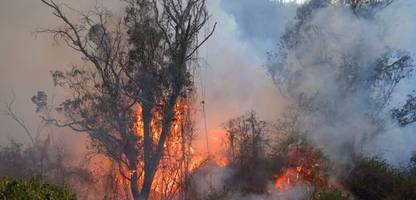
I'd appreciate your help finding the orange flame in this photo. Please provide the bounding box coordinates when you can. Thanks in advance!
[131,100,205,199]
[275,168,300,189]
[274,145,327,191]
[97,100,230,199]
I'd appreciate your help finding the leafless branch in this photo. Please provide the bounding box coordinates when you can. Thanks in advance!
[1,93,35,144]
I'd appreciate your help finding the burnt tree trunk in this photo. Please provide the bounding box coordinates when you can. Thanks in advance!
[139,93,178,200]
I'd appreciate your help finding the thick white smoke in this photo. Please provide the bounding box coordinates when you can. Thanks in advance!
[195,0,298,148]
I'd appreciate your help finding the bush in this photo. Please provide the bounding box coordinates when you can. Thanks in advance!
[386,169,416,200]
[0,177,76,200]
[345,157,416,200]
[345,157,396,200]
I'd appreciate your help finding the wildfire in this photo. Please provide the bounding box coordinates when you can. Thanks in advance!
[132,101,198,198]
[99,99,229,199]
[275,168,302,189]
[214,157,228,168]
[274,144,327,190]
[207,129,229,168]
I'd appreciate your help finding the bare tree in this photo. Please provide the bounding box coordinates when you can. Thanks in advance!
[38,0,215,199]
[1,92,45,145]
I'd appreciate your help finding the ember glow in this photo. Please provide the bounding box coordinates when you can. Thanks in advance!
[275,168,302,190]
[275,145,327,190]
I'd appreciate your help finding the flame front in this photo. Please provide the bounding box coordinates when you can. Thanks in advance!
[131,101,205,199]
[274,144,327,191]
[96,100,230,199]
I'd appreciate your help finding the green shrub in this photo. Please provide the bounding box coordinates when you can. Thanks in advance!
[345,157,416,200]
[386,169,416,200]
[0,177,76,200]
[345,157,396,200]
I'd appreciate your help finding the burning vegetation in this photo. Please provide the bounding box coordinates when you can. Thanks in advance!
[274,144,327,190]
[129,100,203,199]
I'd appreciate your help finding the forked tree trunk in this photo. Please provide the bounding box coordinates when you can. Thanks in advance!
[136,94,178,200]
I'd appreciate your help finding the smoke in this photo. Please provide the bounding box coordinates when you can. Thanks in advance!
[0,0,293,160]
[0,0,121,146]
[194,0,416,198]
[2,0,416,199]
[265,0,416,166]
[191,165,311,200]
[194,0,296,151]
[228,184,310,200]
[220,0,297,54]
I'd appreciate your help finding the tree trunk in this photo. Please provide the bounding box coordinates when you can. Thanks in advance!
[126,142,140,200]
[138,105,153,200]
[139,94,178,200]
[131,170,140,200]
[139,166,156,200]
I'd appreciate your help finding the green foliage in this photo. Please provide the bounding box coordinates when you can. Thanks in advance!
[345,157,396,200]
[345,157,416,200]
[386,168,416,200]
[0,177,76,200]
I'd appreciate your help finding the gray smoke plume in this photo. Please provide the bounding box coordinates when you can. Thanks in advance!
[195,0,296,144]
[266,0,416,167]
[195,0,416,198]
[202,0,416,169]
[2,0,416,199]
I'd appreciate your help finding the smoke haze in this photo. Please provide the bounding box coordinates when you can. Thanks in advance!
[270,0,416,166]
[2,0,416,199]
[0,0,292,151]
